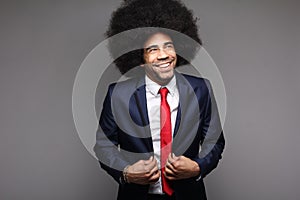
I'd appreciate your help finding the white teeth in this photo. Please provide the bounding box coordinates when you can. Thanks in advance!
[160,63,169,67]
[155,63,170,67]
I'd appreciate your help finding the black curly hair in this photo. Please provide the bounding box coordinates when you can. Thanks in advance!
[106,0,202,74]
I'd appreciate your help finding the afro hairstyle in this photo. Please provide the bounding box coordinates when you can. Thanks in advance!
[106,0,202,74]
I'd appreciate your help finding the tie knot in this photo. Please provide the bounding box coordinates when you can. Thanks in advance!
[159,87,169,98]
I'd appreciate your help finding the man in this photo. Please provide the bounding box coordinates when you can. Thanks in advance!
[94,0,225,199]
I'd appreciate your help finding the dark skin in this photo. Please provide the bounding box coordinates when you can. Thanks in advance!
[126,154,200,185]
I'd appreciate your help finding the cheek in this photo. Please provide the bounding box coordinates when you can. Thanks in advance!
[170,52,177,58]
[146,55,156,63]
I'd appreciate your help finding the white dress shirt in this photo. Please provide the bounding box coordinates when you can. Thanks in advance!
[145,75,179,194]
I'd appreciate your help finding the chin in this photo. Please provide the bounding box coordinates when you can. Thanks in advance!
[159,74,174,83]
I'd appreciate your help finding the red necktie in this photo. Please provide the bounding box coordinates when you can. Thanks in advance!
[159,87,174,196]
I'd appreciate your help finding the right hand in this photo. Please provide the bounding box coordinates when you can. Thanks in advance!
[126,156,160,185]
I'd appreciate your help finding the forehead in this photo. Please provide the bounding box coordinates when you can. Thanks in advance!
[143,32,173,48]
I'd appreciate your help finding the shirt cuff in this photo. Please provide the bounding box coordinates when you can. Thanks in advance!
[195,174,202,181]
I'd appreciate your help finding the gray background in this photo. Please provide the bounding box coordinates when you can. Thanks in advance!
[1,0,299,199]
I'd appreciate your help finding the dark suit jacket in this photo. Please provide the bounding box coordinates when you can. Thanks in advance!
[94,72,225,200]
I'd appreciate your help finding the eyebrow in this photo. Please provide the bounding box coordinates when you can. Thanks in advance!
[145,41,174,51]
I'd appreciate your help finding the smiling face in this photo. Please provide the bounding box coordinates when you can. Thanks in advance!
[143,32,177,85]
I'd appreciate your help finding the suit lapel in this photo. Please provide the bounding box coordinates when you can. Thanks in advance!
[132,77,153,152]
[133,82,150,128]
[174,72,191,137]
[173,72,201,155]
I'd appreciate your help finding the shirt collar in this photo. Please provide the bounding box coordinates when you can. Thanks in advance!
[145,75,177,97]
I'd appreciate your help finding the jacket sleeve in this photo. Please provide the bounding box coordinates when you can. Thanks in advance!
[192,80,225,179]
[93,83,129,184]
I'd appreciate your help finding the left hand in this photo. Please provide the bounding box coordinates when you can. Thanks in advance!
[164,153,200,180]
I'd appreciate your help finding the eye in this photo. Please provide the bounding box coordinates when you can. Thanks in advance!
[147,47,158,54]
[165,44,175,50]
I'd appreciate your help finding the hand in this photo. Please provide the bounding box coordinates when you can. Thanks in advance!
[126,156,160,185]
[164,153,200,180]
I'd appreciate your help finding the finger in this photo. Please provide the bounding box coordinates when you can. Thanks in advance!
[152,157,158,165]
[144,158,158,173]
[148,163,159,176]
[147,158,157,168]
[167,153,175,165]
[144,156,154,165]
[171,153,179,160]
[165,161,177,176]
[144,156,155,167]
[149,170,160,183]
[143,165,159,184]
[164,167,177,180]
[168,153,179,162]
[169,154,182,169]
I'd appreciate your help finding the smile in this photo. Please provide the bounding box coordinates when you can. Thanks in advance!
[153,60,174,68]
[156,63,170,68]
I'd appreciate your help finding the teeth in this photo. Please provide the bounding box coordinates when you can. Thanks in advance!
[154,63,170,67]
[160,63,169,67]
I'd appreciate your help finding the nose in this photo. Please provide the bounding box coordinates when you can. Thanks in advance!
[157,49,169,60]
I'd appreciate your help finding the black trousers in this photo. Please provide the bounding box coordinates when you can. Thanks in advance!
[147,193,176,200]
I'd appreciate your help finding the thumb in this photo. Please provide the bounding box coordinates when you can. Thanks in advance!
[172,153,179,160]
[144,156,154,164]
